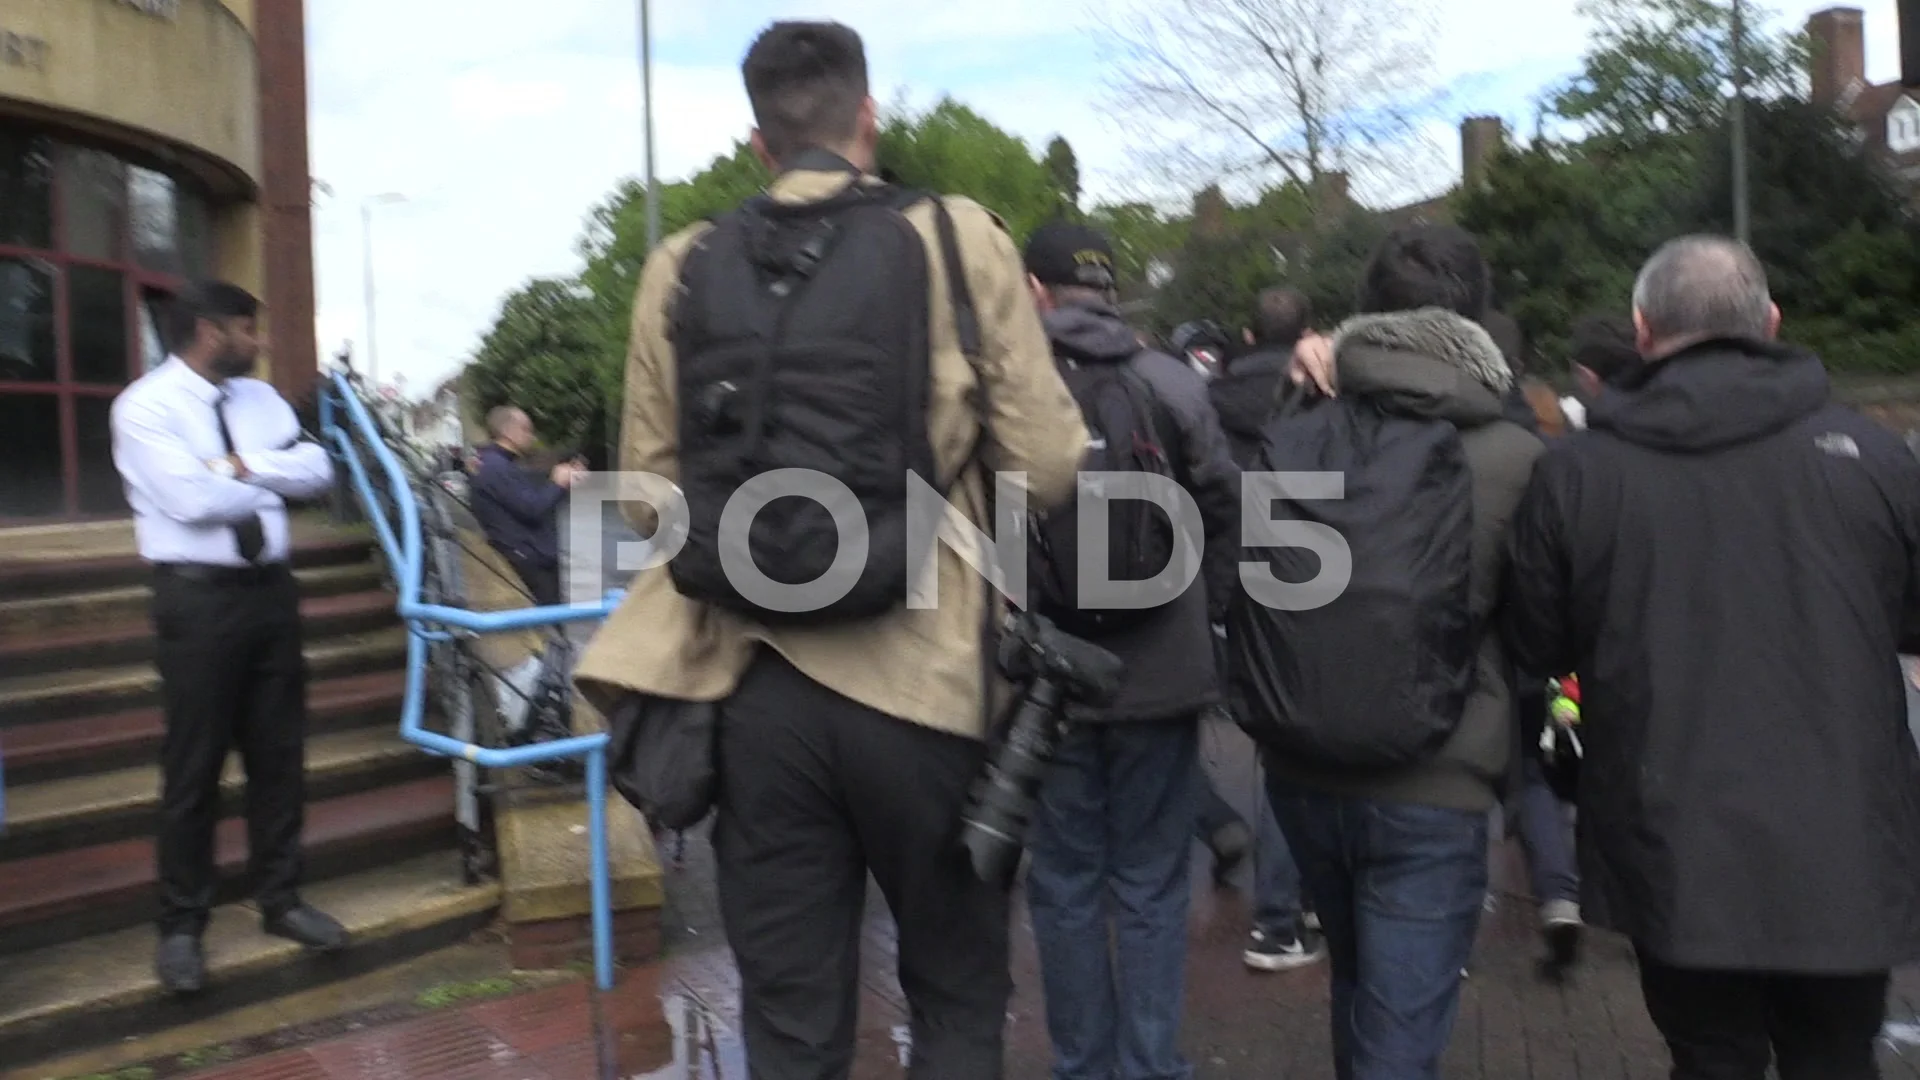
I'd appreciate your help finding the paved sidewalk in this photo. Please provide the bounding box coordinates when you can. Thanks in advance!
[174,882,1920,1079]
[176,712,1920,1078]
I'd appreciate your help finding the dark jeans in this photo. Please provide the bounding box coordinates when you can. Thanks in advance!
[1267,782,1488,1080]
[713,650,1010,1080]
[1194,759,1243,840]
[153,567,307,936]
[1251,766,1306,931]
[1512,755,1578,905]
[1637,954,1888,1080]
[1028,720,1199,1080]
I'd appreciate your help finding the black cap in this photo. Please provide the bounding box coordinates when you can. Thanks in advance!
[1024,222,1117,290]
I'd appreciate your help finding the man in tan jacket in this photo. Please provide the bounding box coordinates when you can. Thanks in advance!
[573,20,1087,1080]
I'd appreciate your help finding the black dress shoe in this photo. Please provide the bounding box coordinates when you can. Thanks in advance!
[156,934,205,995]
[263,904,348,952]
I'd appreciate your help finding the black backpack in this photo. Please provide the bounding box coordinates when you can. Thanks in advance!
[1227,387,1477,771]
[1029,355,1185,638]
[667,173,978,624]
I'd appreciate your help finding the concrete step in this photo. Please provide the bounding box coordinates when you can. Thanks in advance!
[0,525,375,602]
[0,627,409,728]
[0,851,499,1071]
[0,590,398,680]
[0,562,386,645]
[0,671,406,786]
[0,724,442,862]
[0,776,458,956]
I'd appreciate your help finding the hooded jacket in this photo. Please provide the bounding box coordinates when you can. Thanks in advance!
[1263,308,1545,812]
[1504,338,1920,972]
[1042,300,1242,721]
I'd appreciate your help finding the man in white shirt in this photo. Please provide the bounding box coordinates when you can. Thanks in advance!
[111,282,343,995]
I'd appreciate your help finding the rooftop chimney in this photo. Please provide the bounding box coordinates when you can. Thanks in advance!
[1808,8,1868,107]
[1460,117,1505,188]
[1314,171,1350,218]
[1192,185,1231,239]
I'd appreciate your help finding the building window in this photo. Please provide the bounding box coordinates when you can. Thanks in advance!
[1890,99,1920,156]
[0,120,215,518]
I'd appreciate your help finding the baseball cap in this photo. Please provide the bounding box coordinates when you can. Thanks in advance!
[1024,222,1117,290]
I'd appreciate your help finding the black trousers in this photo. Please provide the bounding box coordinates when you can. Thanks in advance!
[1637,952,1889,1080]
[507,554,561,608]
[713,649,1011,1080]
[153,567,308,936]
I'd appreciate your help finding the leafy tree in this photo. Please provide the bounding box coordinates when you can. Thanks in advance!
[1550,0,1806,144]
[1045,136,1082,215]
[464,279,621,465]
[1692,98,1920,325]
[473,97,1072,440]
[1281,207,1391,331]
[1084,201,1190,299]
[577,141,770,328]
[1458,139,1694,365]
[877,99,1062,241]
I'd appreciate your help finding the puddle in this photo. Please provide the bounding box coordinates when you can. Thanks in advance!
[614,989,747,1079]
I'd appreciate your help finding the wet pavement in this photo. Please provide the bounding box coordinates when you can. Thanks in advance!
[180,716,1920,1080]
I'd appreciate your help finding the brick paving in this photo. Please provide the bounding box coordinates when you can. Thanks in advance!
[177,878,1920,1079]
[180,713,1920,1078]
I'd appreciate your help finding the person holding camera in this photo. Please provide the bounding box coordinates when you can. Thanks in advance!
[571,21,1088,1080]
[470,405,586,607]
[1019,222,1241,1080]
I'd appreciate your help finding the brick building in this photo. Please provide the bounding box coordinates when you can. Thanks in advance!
[1808,4,1920,192]
[0,0,314,520]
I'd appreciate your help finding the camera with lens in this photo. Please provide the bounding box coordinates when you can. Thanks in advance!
[957,612,1125,886]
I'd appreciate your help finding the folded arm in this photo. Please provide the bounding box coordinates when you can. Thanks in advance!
[113,398,281,526]
[237,434,334,501]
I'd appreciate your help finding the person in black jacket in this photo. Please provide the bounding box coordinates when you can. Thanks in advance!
[1505,235,1920,1080]
[1202,286,1327,972]
[1021,222,1241,1080]
[470,406,583,606]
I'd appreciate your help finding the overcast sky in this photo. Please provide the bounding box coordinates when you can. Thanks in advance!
[304,0,1908,396]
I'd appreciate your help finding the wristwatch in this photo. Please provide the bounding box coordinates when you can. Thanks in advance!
[207,457,238,480]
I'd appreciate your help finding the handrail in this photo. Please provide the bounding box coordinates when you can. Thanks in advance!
[318,370,620,991]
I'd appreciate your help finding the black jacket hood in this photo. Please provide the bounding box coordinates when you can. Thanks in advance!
[1042,301,1141,365]
[1589,338,1831,453]
[1330,308,1513,428]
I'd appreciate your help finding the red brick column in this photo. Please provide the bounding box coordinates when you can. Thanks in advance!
[256,0,319,402]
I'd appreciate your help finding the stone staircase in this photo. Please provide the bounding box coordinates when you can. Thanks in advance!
[0,520,499,1071]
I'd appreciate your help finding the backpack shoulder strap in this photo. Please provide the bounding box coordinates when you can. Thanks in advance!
[882,190,981,363]
[929,198,983,362]
[1122,354,1189,479]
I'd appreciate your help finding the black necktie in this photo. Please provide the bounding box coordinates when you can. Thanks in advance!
[214,393,266,563]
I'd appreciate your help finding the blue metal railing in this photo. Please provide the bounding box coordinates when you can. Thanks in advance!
[318,371,621,991]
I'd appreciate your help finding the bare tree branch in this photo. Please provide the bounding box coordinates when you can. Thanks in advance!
[1099,0,1446,199]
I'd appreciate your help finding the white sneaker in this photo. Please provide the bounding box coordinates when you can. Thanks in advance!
[1243,927,1327,972]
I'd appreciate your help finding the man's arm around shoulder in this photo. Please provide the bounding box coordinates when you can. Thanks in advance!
[941,196,1087,512]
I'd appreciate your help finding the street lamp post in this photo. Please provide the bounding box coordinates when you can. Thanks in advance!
[1730,0,1751,244]
[638,0,660,251]
[361,192,407,388]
